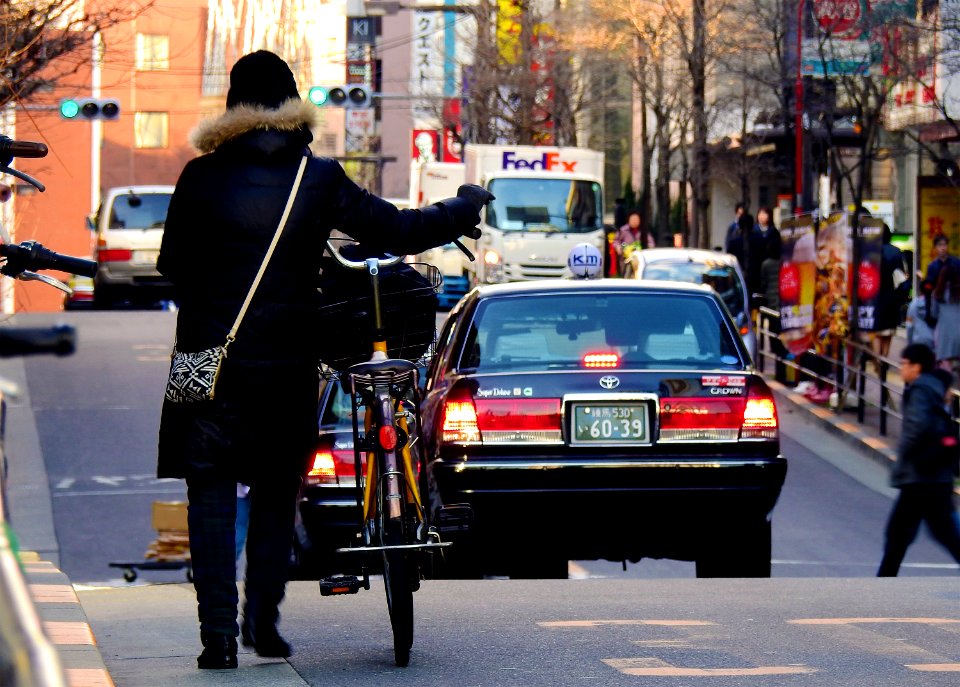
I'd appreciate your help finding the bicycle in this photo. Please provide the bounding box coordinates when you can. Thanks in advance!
[314,238,472,667]
[0,134,97,686]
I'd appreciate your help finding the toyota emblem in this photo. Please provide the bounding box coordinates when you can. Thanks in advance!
[599,375,620,390]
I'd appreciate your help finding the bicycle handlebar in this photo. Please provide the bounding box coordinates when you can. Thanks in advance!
[325,240,404,271]
[0,325,75,357]
[0,136,48,161]
[0,241,98,278]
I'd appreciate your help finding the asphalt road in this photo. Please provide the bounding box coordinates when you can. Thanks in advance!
[7,310,960,583]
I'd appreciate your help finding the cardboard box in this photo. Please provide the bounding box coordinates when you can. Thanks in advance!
[151,501,188,532]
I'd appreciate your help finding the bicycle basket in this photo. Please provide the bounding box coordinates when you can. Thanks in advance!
[317,253,441,373]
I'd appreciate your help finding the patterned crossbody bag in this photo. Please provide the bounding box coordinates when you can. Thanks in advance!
[164,156,307,403]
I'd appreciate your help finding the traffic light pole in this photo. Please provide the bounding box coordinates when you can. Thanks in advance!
[91,31,103,214]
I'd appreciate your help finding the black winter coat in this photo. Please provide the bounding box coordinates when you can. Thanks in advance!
[891,373,954,487]
[157,100,478,481]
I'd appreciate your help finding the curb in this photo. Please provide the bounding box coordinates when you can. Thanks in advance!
[20,552,115,687]
[769,380,897,470]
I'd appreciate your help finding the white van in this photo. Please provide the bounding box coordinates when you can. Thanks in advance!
[88,185,174,307]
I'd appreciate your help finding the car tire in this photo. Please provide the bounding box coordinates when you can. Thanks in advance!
[509,554,568,580]
[695,519,771,578]
[93,283,115,310]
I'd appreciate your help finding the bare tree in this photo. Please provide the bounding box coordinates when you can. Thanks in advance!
[1,1,147,108]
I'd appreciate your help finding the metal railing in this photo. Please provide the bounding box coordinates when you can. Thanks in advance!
[0,404,68,687]
[755,307,960,437]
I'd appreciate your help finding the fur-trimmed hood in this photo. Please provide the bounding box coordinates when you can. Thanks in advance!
[189,98,318,154]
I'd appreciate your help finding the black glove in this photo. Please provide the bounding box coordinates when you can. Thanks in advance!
[456,184,494,240]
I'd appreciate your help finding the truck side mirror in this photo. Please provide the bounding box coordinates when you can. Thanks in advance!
[86,214,97,231]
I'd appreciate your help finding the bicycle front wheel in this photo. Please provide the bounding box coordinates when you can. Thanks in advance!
[381,516,414,667]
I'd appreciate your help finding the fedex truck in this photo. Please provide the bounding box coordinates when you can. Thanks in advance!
[460,144,605,284]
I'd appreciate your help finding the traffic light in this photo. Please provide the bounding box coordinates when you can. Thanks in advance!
[59,98,120,121]
[307,85,371,108]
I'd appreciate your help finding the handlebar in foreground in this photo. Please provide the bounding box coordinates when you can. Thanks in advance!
[0,241,98,278]
[0,325,75,357]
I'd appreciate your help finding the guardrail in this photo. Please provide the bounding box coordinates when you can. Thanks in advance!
[0,406,67,687]
[755,306,960,437]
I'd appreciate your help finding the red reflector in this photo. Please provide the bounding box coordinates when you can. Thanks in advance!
[379,425,398,451]
[582,352,619,368]
[97,249,133,262]
[475,398,562,431]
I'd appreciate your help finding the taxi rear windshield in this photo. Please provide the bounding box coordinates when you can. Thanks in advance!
[459,293,742,372]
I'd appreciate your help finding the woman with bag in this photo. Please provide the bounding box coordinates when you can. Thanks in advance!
[157,50,492,670]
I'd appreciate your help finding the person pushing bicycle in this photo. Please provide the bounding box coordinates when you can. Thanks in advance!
[156,50,492,670]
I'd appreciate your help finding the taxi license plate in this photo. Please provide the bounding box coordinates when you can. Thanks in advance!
[132,250,159,266]
[571,403,650,445]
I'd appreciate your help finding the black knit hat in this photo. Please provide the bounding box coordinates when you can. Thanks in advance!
[225,50,300,109]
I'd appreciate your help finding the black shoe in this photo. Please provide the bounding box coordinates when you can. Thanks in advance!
[197,632,238,669]
[241,619,292,658]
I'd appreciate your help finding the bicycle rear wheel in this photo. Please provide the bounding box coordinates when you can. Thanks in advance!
[381,516,414,666]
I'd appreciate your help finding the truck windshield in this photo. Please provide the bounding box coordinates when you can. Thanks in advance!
[108,193,171,230]
[485,179,602,233]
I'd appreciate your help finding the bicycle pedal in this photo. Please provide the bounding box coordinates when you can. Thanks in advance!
[319,575,364,596]
[436,503,474,534]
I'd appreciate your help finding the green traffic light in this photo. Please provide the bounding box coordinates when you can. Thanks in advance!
[308,87,329,106]
[60,99,80,119]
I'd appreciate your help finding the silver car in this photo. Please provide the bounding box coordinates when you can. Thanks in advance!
[625,248,756,360]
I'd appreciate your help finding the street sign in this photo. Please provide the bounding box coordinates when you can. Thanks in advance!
[345,108,376,136]
[347,17,374,45]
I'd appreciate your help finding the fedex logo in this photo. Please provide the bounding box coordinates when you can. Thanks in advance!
[502,151,578,172]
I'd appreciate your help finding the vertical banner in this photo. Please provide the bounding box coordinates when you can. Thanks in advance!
[856,217,885,331]
[917,178,960,278]
[813,212,853,353]
[778,214,818,355]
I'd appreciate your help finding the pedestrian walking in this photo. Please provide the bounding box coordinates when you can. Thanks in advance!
[746,207,781,297]
[726,210,753,274]
[931,261,960,376]
[615,209,654,277]
[724,202,747,256]
[156,50,492,670]
[905,280,936,349]
[873,225,909,360]
[877,343,960,576]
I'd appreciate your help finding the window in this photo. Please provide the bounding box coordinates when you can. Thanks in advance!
[108,193,172,230]
[134,112,168,149]
[459,293,742,372]
[485,178,602,233]
[136,34,169,70]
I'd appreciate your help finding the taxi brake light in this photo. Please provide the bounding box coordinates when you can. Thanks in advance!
[442,399,481,443]
[307,449,337,483]
[741,393,778,440]
[582,352,619,368]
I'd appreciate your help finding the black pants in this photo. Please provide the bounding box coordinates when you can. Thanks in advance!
[877,484,960,577]
[186,474,301,636]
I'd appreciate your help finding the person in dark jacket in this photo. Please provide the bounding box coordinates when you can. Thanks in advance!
[746,207,781,297]
[873,225,907,359]
[726,210,752,275]
[157,51,491,670]
[877,343,960,576]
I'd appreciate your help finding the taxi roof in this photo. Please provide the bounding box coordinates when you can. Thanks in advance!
[472,277,715,299]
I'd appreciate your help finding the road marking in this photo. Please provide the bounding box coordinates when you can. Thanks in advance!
[55,478,76,489]
[133,344,168,350]
[136,355,170,362]
[906,663,960,672]
[53,489,184,498]
[603,658,816,676]
[91,476,126,487]
[789,618,960,625]
[540,620,717,628]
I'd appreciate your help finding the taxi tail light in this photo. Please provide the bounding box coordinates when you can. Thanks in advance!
[741,389,778,440]
[441,396,562,444]
[97,249,133,262]
[305,447,359,486]
[441,397,481,444]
